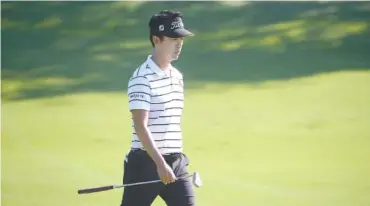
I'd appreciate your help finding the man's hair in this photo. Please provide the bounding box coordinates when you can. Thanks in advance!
[148,10,184,47]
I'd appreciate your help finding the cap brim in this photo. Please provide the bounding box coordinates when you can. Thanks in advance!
[166,28,194,38]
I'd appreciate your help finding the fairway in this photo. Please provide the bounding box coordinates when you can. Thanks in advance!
[2,1,370,206]
[2,71,370,206]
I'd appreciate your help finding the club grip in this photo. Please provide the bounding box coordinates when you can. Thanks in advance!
[78,185,114,194]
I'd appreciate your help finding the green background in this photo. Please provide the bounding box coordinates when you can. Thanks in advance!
[2,2,370,206]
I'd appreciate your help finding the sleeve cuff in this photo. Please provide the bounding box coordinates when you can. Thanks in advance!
[129,101,150,111]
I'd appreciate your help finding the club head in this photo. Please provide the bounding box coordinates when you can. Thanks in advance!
[192,172,202,188]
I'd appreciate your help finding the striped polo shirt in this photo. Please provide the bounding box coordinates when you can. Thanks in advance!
[127,55,185,154]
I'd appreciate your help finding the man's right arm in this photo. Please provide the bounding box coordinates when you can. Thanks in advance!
[128,76,175,184]
[131,109,166,169]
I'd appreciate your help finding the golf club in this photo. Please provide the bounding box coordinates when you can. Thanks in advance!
[77,172,202,195]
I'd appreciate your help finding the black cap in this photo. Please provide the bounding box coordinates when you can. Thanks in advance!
[149,10,194,38]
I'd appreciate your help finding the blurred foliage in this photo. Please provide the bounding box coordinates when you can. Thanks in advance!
[2,1,370,101]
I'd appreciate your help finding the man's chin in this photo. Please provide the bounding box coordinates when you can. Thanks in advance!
[173,52,181,59]
[170,55,180,61]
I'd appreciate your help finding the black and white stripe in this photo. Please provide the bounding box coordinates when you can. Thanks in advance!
[127,56,185,154]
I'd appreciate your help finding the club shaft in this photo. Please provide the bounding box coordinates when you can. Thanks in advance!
[116,173,193,188]
[78,173,194,194]
[114,179,162,188]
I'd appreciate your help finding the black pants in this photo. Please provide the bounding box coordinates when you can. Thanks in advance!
[120,150,195,206]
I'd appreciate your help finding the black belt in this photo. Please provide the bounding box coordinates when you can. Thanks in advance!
[130,149,181,157]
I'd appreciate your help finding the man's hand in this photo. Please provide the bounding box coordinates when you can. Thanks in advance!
[156,161,176,184]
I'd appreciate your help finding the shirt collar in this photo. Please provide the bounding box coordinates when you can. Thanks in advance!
[146,55,171,77]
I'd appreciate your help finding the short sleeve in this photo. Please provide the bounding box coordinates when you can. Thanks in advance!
[127,76,151,111]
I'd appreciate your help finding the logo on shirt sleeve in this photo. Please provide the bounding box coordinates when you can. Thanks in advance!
[129,93,145,100]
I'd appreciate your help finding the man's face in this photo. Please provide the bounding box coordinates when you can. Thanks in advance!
[154,36,184,61]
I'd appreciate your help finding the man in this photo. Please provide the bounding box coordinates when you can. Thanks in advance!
[120,10,195,206]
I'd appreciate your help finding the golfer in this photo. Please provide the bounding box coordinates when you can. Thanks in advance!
[120,10,195,206]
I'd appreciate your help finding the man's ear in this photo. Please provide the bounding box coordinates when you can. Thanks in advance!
[152,35,160,45]
[153,35,164,46]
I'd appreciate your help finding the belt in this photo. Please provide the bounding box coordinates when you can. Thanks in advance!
[130,149,181,157]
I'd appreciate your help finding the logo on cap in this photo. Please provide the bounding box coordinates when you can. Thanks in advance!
[159,25,164,31]
[171,18,184,30]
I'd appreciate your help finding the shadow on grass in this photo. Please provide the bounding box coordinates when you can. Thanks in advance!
[2,1,370,101]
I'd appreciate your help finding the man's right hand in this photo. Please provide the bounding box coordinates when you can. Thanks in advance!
[156,162,176,184]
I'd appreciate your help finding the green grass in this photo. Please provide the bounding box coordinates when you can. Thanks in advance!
[2,70,370,206]
[2,1,370,101]
[2,2,370,205]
